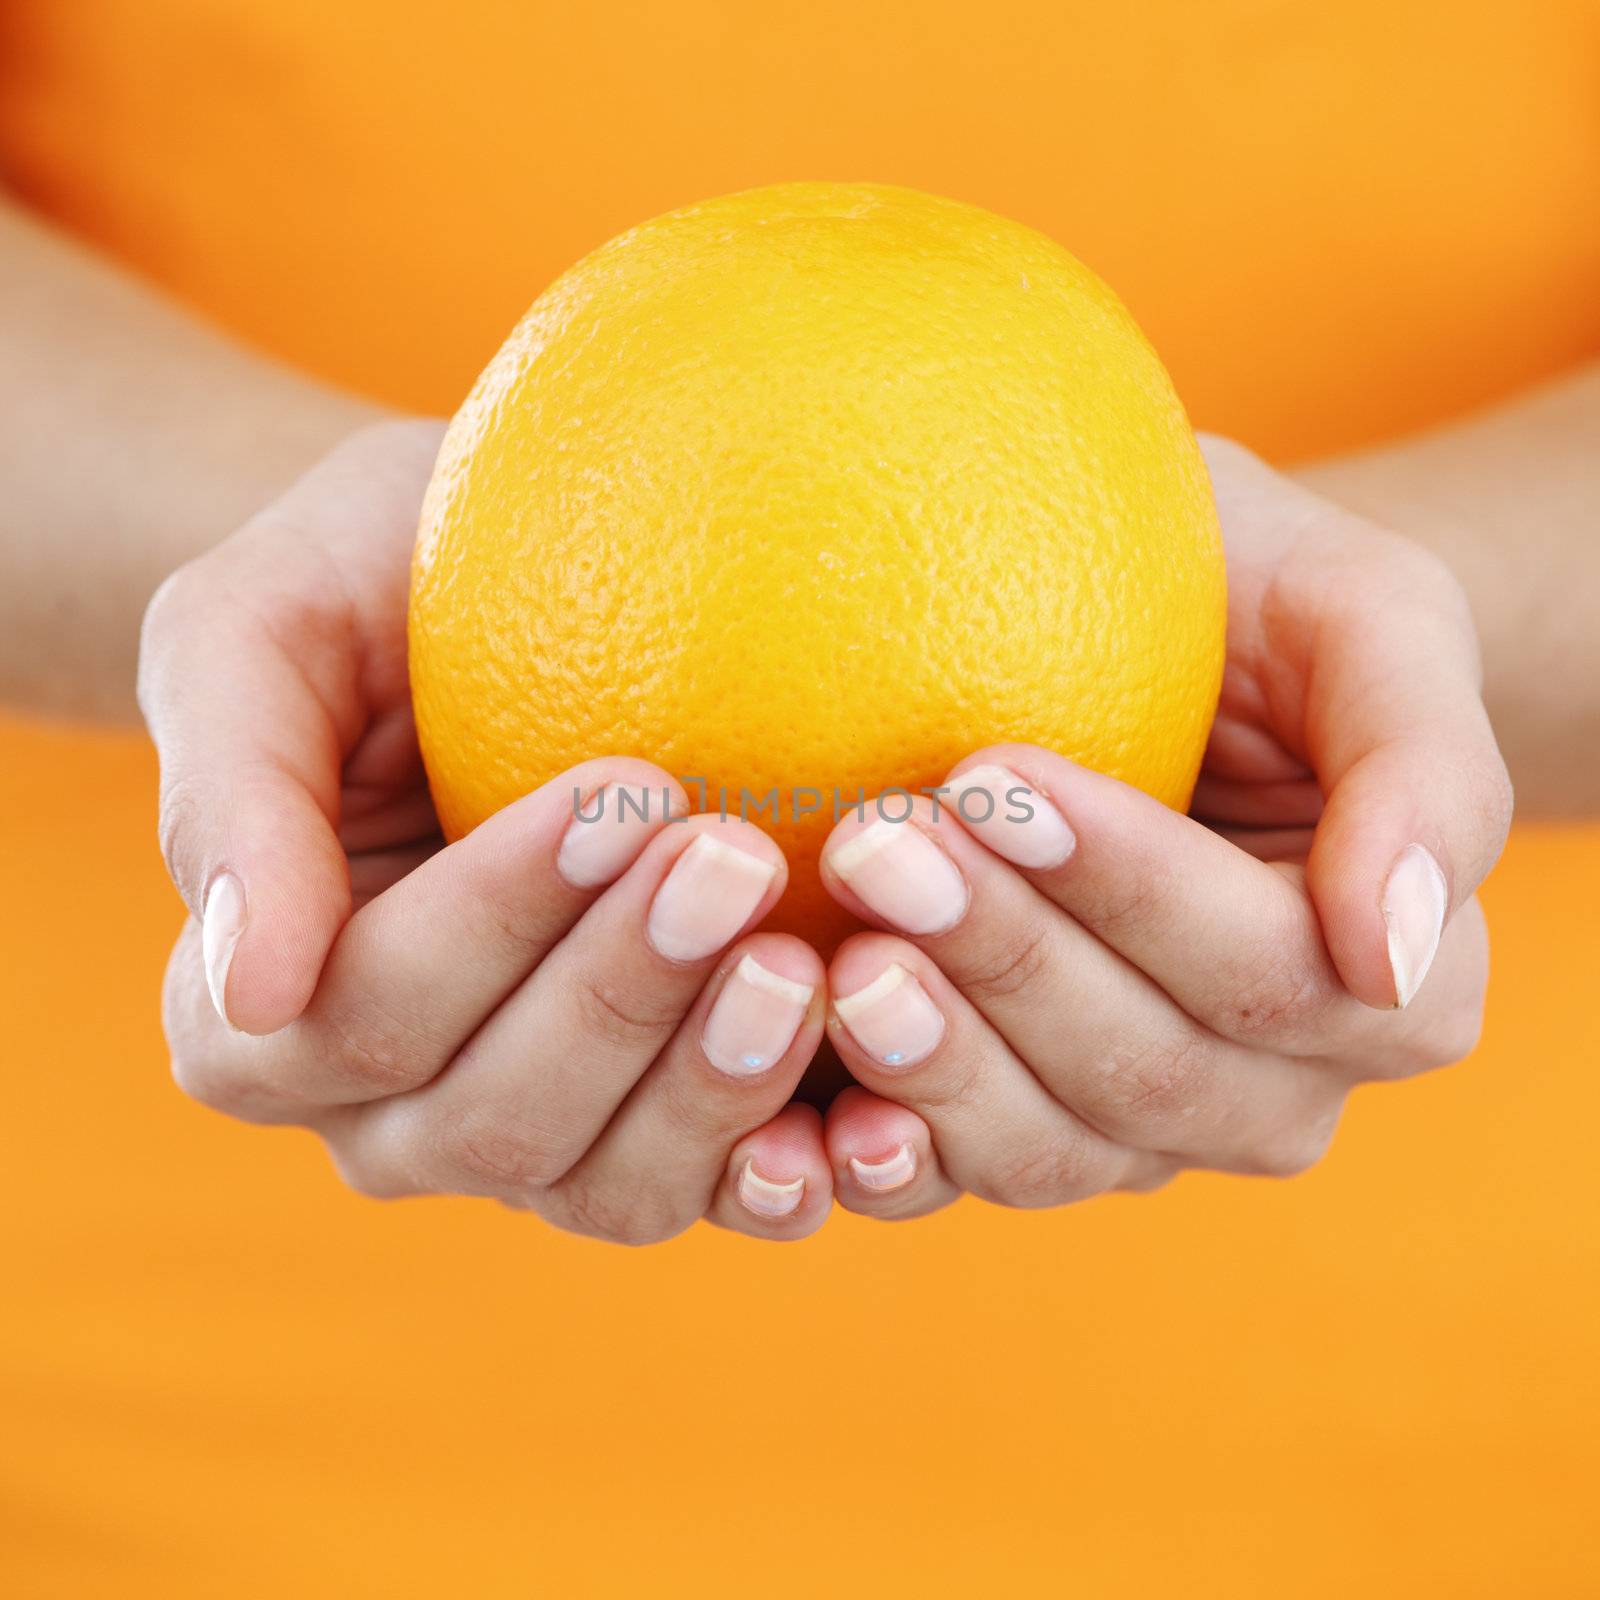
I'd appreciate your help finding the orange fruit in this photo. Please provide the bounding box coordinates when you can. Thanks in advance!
[410,182,1224,948]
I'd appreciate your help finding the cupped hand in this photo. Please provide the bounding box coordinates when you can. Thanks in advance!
[139,422,834,1243]
[811,437,1514,1220]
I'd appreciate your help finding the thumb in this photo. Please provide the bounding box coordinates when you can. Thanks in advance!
[1302,538,1513,1009]
[138,552,354,1036]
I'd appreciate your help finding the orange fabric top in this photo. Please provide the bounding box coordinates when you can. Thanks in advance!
[2,1,1597,456]
[3,7,1600,1596]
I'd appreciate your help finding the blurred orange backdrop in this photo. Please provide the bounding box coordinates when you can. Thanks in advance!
[1,2,1597,1593]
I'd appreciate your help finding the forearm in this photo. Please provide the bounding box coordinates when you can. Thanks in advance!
[1296,363,1600,815]
[1,196,387,720]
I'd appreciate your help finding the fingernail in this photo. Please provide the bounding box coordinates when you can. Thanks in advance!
[647,834,777,962]
[826,819,968,934]
[848,1141,917,1193]
[201,872,246,1030]
[556,783,662,888]
[832,963,945,1068]
[702,955,813,1077]
[947,764,1076,869]
[737,1160,805,1219]
[1382,843,1449,1008]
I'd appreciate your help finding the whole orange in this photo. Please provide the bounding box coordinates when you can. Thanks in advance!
[410,183,1225,948]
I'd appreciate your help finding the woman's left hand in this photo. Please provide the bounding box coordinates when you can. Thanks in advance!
[808,437,1515,1219]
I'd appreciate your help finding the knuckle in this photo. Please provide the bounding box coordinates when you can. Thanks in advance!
[555,1175,682,1246]
[1358,533,1469,622]
[573,972,684,1054]
[1214,946,1333,1046]
[1245,1098,1344,1179]
[1437,995,1488,1065]
[155,771,210,888]
[1403,541,1469,609]
[137,562,215,726]
[1084,877,1165,946]
[889,1036,981,1111]
[1399,995,1486,1077]
[1368,910,1489,1080]
[139,561,201,649]
[446,1117,569,1196]
[315,1003,434,1097]
[981,1132,1105,1209]
[1100,1027,1216,1135]
[167,1042,306,1125]
[162,936,288,1123]
[1118,1160,1180,1196]
[323,1141,405,1201]
[947,923,1052,1006]
[465,872,557,967]
[168,1046,244,1115]
[1467,750,1516,856]
[657,1070,744,1147]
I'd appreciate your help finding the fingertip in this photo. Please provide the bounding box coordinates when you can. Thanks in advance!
[824,1085,926,1178]
[945,739,1065,782]
[699,933,825,1083]
[552,757,691,823]
[827,929,924,993]
[826,933,949,1077]
[546,759,691,890]
[937,747,1079,872]
[715,1103,832,1240]
[733,930,826,990]
[1306,806,1457,1013]
[634,813,792,968]
[825,1087,956,1219]
[200,872,247,1030]
[817,800,970,935]
[218,831,352,1036]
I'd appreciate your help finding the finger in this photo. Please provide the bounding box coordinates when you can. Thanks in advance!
[297,758,687,1098]
[1206,439,1514,1010]
[328,815,788,1200]
[140,562,352,1036]
[931,747,1370,1056]
[1340,894,1491,1082]
[834,797,1346,1172]
[1120,1156,1184,1194]
[546,934,826,1244]
[825,934,1152,1209]
[823,1087,960,1220]
[706,1102,834,1241]
[819,787,1356,1165]
[172,758,687,1119]
[1303,585,1512,1010]
[136,424,441,1035]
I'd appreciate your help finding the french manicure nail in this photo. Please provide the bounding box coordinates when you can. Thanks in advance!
[947,764,1076,869]
[848,1141,918,1193]
[827,818,968,934]
[737,1160,805,1219]
[702,955,814,1076]
[202,872,246,1030]
[647,834,777,962]
[832,963,945,1068]
[556,783,661,888]
[1382,843,1448,1008]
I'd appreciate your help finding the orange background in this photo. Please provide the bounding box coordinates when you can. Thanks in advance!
[2,2,1599,1593]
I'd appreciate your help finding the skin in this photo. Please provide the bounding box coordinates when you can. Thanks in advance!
[4,193,1591,1240]
[816,445,1508,1219]
[0,198,380,718]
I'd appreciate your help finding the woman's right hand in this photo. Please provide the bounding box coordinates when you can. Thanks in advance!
[139,420,835,1243]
